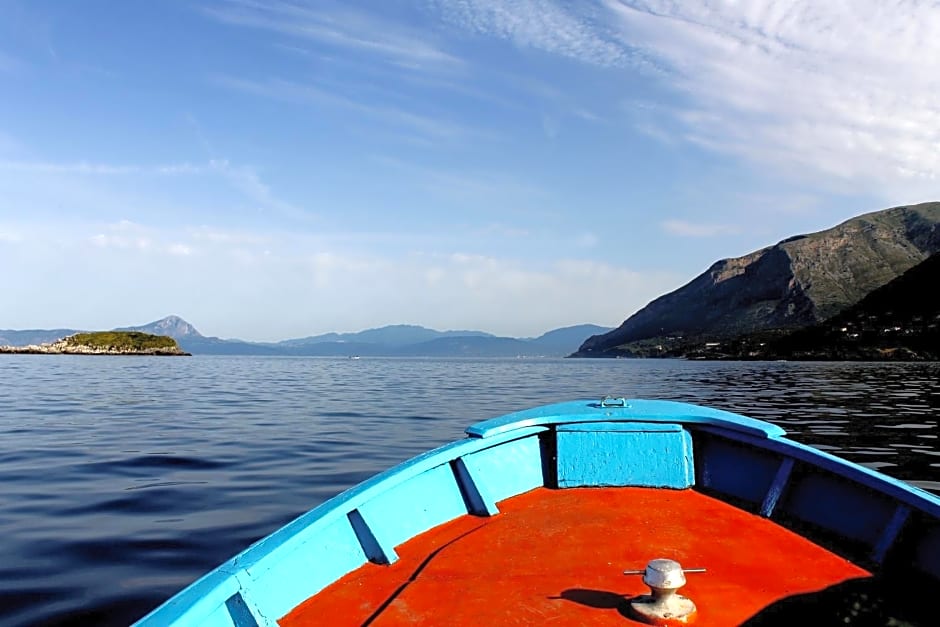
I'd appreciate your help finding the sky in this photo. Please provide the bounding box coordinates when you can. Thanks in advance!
[1,0,938,341]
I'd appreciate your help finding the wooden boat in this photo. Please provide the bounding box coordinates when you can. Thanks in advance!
[136,398,940,626]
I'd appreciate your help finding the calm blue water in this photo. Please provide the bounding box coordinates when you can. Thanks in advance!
[0,356,938,626]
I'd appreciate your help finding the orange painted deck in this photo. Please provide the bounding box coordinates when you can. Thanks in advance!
[281,487,869,626]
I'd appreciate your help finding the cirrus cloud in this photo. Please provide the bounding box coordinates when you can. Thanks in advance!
[430,0,940,198]
[605,0,940,195]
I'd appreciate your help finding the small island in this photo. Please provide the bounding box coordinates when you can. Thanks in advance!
[0,331,190,356]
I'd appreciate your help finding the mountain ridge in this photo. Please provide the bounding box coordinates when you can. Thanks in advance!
[117,315,203,338]
[674,252,940,360]
[276,324,494,348]
[0,318,610,358]
[574,201,940,357]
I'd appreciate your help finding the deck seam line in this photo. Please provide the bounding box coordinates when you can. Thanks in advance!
[361,523,489,627]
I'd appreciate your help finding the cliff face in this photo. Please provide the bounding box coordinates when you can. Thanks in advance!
[763,252,940,360]
[782,203,940,319]
[576,202,940,356]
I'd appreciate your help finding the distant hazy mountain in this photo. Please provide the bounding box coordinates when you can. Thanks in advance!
[279,341,387,357]
[527,324,611,354]
[277,324,608,357]
[277,324,609,356]
[1,316,608,357]
[277,324,493,349]
[575,202,940,357]
[117,315,203,338]
[395,336,535,357]
[0,329,80,346]
[114,315,278,355]
[179,337,286,356]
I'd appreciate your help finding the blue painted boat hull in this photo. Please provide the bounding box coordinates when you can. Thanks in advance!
[135,399,940,626]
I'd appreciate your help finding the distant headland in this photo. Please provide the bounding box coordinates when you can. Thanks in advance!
[573,202,939,361]
[0,331,190,356]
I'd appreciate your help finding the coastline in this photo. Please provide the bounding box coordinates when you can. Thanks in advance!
[0,332,191,356]
[0,344,190,356]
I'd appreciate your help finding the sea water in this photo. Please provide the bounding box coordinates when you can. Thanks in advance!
[0,356,937,625]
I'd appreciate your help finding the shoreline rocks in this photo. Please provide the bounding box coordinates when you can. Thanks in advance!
[0,337,190,356]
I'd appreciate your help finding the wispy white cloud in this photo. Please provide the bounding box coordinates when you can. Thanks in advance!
[662,219,741,238]
[88,223,196,258]
[633,121,675,145]
[214,75,479,142]
[206,159,312,223]
[431,1,940,197]
[90,220,160,252]
[86,221,270,259]
[431,0,629,67]
[208,3,609,137]
[0,157,311,223]
[185,226,271,246]
[207,1,556,135]
[572,108,604,123]
[603,0,940,195]
[204,0,462,71]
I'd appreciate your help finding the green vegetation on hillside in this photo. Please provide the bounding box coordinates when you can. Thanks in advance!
[65,331,180,351]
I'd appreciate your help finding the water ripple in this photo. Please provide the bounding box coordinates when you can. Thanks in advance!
[0,356,937,626]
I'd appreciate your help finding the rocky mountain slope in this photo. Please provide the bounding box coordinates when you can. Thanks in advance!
[574,202,940,357]
[759,252,939,360]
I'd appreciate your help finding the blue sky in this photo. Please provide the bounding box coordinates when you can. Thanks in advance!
[1,1,937,341]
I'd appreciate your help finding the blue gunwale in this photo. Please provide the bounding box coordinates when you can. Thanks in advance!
[136,399,940,627]
[696,425,940,518]
[137,425,548,626]
[232,425,547,571]
[466,398,786,439]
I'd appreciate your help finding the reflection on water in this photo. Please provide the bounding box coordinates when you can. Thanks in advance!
[675,362,940,492]
[0,356,936,626]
